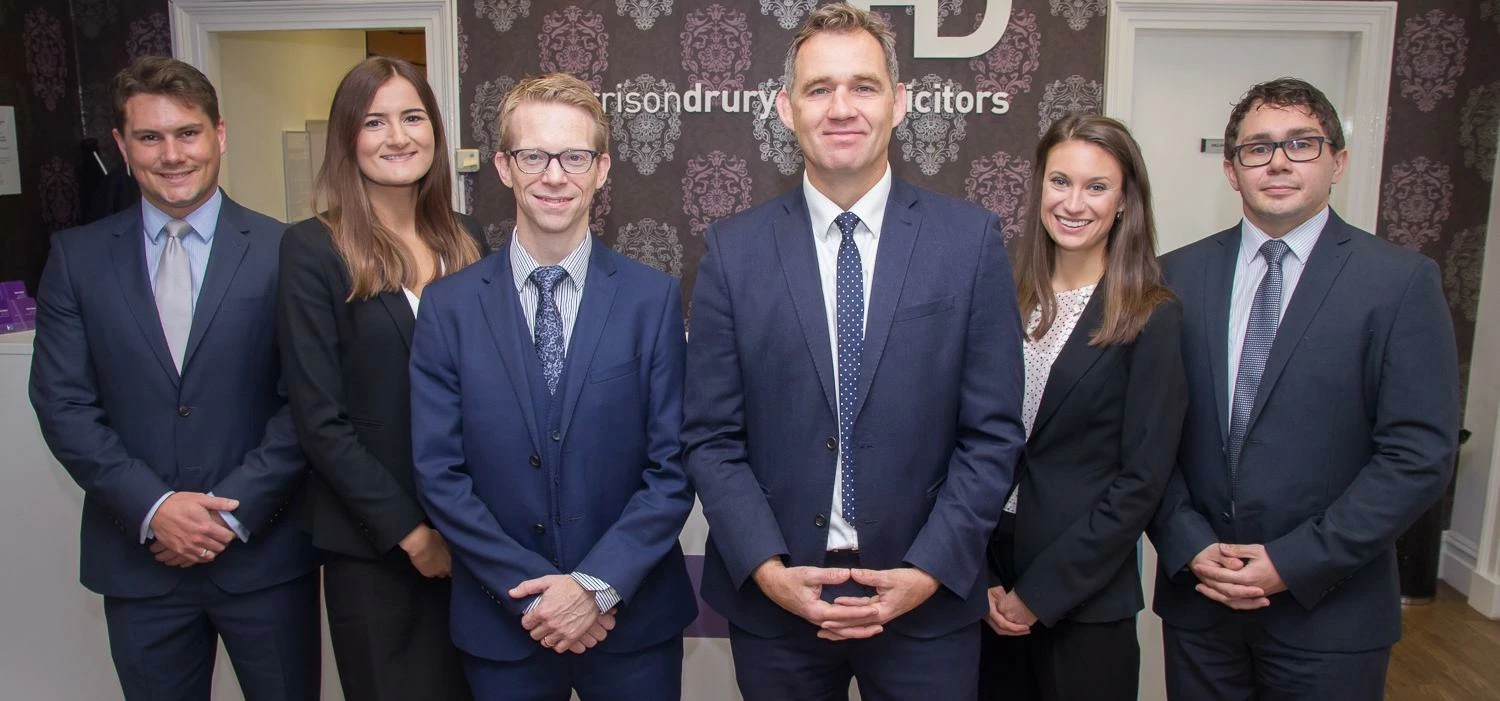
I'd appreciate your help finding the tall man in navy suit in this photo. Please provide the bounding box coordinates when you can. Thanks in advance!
[410,72,696,699]
[682,4,1026,698]
[1149,77,1460,699]
[28,57,318,700]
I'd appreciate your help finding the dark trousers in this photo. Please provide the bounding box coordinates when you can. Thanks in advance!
[323,552,471,701]
[461,635,683,701]
[1163,618,1390,701]
[731,549,979,701]
[979,617,1139,701]
[103,570,319,701]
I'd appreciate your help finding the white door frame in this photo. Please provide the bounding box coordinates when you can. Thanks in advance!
[1105,0,1397,233]
[171,0,463,210]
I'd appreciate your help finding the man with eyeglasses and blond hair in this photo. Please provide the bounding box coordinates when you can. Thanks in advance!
[1149,76,1460,699]
[409,71,696,699]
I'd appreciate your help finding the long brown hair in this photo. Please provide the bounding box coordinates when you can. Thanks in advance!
[315,56,480,300]
[1014,114,1172,346]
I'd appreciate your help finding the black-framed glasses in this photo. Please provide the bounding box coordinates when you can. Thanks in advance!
[1229,136,1331,167]
[506,148,599,174]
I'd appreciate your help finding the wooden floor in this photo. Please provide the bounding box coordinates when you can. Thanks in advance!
[1388,583,1500,700]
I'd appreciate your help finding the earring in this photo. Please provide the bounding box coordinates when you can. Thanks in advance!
[1114,209,1122,221]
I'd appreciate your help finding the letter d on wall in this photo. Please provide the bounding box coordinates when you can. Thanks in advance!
[849,0,1012,58]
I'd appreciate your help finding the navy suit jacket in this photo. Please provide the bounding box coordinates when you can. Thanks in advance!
[683,178,1027,639]
[410,240,697,662]
[29,195,316,598]
[1149,212,1460,652]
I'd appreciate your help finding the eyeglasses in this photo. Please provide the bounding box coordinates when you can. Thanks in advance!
[506,148,599,174]
[1229,136,1332,168]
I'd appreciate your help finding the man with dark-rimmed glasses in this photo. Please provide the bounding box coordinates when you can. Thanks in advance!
[1149,77,1460,699]
[409,72,696,699]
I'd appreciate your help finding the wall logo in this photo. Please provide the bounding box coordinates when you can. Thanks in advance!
[849,0,1012,58]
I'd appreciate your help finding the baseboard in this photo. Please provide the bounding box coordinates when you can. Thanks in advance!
[1468,569,1500,619]
[1440,530,1479,596]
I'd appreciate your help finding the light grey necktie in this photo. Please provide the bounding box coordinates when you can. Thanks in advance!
[155,219,194,372]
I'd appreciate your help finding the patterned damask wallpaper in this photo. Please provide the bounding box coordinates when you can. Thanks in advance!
[0,0,169,293]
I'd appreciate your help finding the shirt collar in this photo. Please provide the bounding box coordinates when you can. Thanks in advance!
[1238,206,1327,266]
[143,189,222,245]
[510,231,592,292]
[803,164,892,243]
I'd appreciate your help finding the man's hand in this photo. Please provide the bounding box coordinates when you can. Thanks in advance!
[510,575,602,653]
[399,524,452,578]
[149,492,238,565]
[751,558,879,638]
[1190,542,1270,609]
[818,568,941,641]
[568,610,617,654]
[984,585,1031,637]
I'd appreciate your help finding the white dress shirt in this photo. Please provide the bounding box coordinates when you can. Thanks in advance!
[1226,207,1328,410]
[803,165,892,551]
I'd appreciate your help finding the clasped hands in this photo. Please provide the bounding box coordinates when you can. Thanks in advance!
[1190,542,1286,610]
[752,558,939,641]
[510,575,616,654]
[148,491,240,567]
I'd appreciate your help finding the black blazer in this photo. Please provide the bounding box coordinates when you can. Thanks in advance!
[277,214,488,561]
[999,290,1187,627]
[1149,212,1459,652]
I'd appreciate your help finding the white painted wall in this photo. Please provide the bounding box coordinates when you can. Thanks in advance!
[216,30,366,221]
[1125,28,1355,254]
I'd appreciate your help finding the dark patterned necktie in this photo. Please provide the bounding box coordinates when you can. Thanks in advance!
[834,211,864,524]
[530,265,569,395]
[1227,239,1290,480]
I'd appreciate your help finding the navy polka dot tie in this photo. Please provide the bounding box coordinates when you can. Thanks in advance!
[834,211,864,525]
[530,265,569,395]
[1228,239,1289,485]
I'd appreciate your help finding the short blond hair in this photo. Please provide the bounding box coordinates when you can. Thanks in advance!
[496,72,609,152]
[782,3,900,91]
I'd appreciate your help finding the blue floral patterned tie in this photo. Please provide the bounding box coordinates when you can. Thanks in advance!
[1228,239,1290,484]
[834,211,864,524]
[530,265,569,395]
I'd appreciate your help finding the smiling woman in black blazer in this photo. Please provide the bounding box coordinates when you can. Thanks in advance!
[276,57,485,701]
[979,115,1187,701]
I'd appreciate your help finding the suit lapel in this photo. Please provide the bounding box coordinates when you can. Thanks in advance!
[850,181,919,421]
[1247,214,1353,429]
[558,243,618,440]
[479,246,542,452]
[110,205,179,385]
[773,191,838,416]
[1206,227,1238,442]
[181,198,249,370]
[377,292,416,349]
[1029,287,1107,438]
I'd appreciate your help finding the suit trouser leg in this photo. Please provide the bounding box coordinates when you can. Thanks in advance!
[1031,617,1138,701]
[104,581,218,701]
[208,571,320,701]
[729,623,853,701]
[1163,619,1255,701]
[1249,632,1389,701]
[1165,615,1388,701]
[572,635,684,701]
[978,624,1041,701]
[323,552,472,701]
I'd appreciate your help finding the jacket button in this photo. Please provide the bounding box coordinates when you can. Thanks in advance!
[177,406,191,417]
[550,429,561,442]
[825,436,837,451]
[814,514,827,528]
[533,523,546,535]
[529,454,542,468]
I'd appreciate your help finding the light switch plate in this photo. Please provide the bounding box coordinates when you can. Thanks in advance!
[455,148,482,173]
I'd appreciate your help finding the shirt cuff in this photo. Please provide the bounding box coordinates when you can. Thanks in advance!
[140,491,175,544]
[570,571,621,613]
[207,492,250,542]
[523,595,541,614]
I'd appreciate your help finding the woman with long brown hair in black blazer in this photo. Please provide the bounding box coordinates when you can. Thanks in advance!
[277,56,485,700]
[978,114,1187,701]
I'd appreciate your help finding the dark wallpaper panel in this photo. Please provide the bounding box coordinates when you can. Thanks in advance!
[0,0,168,296]
[457,0,1109,321]
[1363,0,1498,409]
